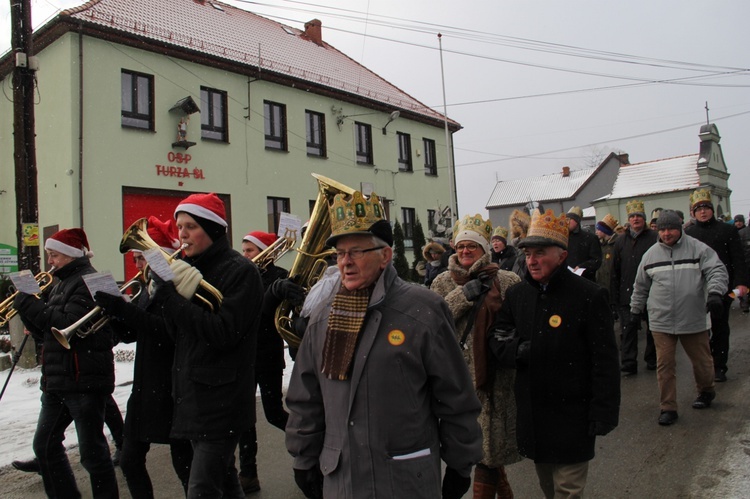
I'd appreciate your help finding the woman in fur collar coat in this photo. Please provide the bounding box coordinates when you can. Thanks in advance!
[431,216,522,499]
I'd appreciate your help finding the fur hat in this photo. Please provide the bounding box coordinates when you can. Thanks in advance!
[509,209,531,240]
[656,210,683,231]
[453,214,493,255]
[45,228,93,258]
[518,210,569,250]
[243,231,277,251]
[174,192,228,227]
[423,241,445,260]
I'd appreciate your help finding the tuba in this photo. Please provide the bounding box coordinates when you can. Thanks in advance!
[274,174,355,348]
[119,217,224,311]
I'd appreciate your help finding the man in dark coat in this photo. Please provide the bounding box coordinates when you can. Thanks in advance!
[148,193,264,497]
[13,228,119,498]
[737,214,750,313]
[611,199,658,374]
[95,216,193,497]
[684,189,749,382]
[489,209,620,499]
[565,206,601,281]
[490,225,518,272]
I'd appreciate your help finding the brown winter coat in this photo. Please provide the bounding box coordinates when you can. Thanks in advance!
[431,252,522,468]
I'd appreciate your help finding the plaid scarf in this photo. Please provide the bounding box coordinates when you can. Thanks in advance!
[321,284,372,380]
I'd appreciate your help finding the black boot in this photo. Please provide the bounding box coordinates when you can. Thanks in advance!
[12,457,40,474]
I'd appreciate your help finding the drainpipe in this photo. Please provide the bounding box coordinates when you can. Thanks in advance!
[78,26,84,226]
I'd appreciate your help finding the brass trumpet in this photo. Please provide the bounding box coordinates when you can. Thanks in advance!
[0,268,56,328]
[51,276,144,350]
[252,228,298,272]
[119,217,223,311]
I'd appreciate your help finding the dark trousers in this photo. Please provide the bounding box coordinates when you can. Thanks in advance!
[34,391,118,499]
[120,437,193,498]
[104,395,123,450]
[238,366,289,478]
[709,298,732,373]
[619,306,656,370]
[188,436,243,499]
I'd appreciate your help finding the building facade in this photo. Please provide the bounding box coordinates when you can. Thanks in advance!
[0,0,458,278]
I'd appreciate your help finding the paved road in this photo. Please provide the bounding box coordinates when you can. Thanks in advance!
[3,309,749,498]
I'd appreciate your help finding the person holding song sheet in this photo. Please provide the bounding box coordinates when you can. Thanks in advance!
[144,193,263,498]
[13,228,119,498]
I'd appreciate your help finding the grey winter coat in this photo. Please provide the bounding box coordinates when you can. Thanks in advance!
[630,233,728,334]
[285,264,482,499]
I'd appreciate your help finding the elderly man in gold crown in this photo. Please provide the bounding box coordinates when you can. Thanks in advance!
[612,199,659,374]
[285,191,482,499]
[488,209,620,499]
[684,188,749,382]
[431,214,522,498]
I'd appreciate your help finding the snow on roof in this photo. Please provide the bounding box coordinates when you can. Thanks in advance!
[596,154,700,201]
[58,0,448,123]
[486,168,597,209]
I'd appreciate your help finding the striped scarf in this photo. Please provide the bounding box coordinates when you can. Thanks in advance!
[321,285,372,380]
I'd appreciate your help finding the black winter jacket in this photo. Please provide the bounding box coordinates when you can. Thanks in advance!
[256,263,287,371]
[151,237,263,441]
[610,228,658,307]
[686,217,749,292]
[15,257,114,394]
[565,227,602,281]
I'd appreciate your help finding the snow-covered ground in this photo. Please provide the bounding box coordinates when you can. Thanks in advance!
[0,343,294,468]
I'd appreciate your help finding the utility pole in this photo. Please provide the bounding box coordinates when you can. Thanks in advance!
[11,0,40,273]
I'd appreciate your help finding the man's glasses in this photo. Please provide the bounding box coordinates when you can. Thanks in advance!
[335,246,385,261]
[455,243,479,252]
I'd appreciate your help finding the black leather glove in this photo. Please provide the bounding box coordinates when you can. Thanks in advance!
[13,292,36,314]
[589,421,616,436]
[488,327,514,356]
[706,293,724,316]
[293,467,323,499]
[270,279,306,308]
[462,278,490,301]
[442,467,471,499]
[94,291,131,320]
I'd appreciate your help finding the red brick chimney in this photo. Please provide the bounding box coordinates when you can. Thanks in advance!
[562,166,570,177]
[303,19,324,47]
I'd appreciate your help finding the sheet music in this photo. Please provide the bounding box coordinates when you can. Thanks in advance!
[82,272,127,301]
[277,212,302,241]
[8,270,42,295]
[143,248,176,281]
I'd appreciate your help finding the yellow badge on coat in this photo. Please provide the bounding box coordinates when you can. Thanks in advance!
[549,315,562,328]
[388,330,405,346]
[605,254,611,259]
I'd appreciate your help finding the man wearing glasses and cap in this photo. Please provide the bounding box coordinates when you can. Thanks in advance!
[285,191,482,499]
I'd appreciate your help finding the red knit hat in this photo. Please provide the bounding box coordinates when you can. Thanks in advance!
[174,192,227,227]
[45,228,94,258]
[147,216,181,253]
[242,231,277,251]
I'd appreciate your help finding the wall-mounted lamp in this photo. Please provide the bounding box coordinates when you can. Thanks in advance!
[382,111,400,135]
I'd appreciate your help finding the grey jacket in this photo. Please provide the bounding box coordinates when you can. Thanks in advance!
[631,233,728,334]
[285,263,482,499]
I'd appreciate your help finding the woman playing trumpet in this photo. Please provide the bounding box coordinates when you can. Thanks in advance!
[13,228,119,498]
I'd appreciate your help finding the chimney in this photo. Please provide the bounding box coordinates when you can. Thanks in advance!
[562,166,570,177]
[617,153,629,165]
[304,19,324,47]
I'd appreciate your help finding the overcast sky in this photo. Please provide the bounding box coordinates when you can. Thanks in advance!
[2,0,749,223]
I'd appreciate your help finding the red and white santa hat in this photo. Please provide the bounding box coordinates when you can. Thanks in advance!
[242,231,277,251]
[131,216,181,255]
[174,192,228,227]
[45,228,94,258]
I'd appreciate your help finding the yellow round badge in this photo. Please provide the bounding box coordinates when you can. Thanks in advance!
[548,315,562,328]
[388,330,405,346]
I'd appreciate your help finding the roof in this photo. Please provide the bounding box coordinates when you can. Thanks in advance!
[595,154,699,201]
[486,167,598,208]
[9,0,455,128]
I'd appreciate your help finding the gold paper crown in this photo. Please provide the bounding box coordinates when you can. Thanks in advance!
[625,199,645,217]
[567,206,584,219]
[453,214,493,244]
[601,213,618,230]
[650,208,663,221]
[492,226,509,240]
[329,191,385,238]
[690,188,712,208]
[521,209,569,249]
